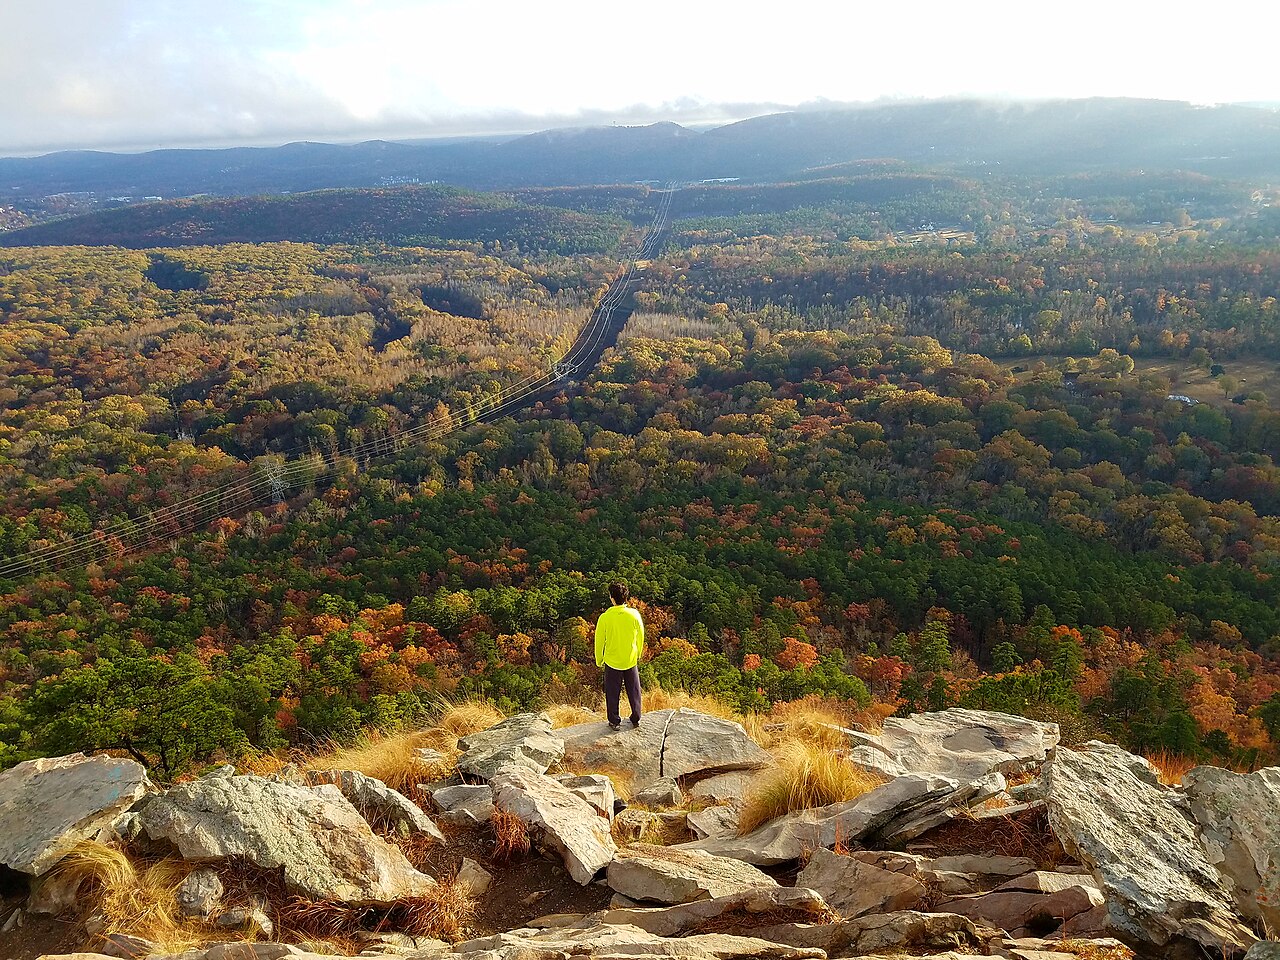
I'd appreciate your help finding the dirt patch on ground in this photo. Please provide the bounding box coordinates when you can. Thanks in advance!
[406,822,612,936]
[0,898,85,960]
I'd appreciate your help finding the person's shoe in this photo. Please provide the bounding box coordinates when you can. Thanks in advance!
[608,721,621,730]
[629,717,641,727]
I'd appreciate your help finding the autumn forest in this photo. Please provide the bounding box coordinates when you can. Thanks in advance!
[3,155,1280,780]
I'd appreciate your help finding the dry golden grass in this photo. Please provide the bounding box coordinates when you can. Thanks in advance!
[737,741,886,836]
[399,880,477,942]
[38,842,202,952]
[1057,940,1135,960]
[303,728,442,797]
[430,699,507,741]
[746,696,859,751]
[1144,750,1198,786]
[636,687,739,720]
[491,810,532,862]
[544,704,597,728]
[611,811,690,848]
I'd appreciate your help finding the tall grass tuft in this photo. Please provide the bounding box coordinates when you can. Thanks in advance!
[490,810,532,862]
[737,741,885,835]
[37,841,200,952]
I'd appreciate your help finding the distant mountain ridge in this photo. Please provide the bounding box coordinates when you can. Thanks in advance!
[3,98,1280,204]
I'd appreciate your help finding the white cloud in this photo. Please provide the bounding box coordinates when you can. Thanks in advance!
[1,0,1277,153]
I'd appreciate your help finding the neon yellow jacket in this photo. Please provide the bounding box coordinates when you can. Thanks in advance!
[595,604,645,669]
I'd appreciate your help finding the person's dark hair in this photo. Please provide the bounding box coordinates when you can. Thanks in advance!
[609,581,629,605]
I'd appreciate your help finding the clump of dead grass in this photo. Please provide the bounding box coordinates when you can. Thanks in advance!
[1143,750,1197,786]
[279,880,476,944]
[38,841,202,953]
[636,688,739,720]
[303,729,441,797]
[490,810,532,862]
[429,699,507,741]
[544,704,598,728]
[737,741,886,835]
[1056,940,1135,960]
[397,879,477,941]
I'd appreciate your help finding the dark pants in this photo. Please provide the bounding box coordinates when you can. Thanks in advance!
[604,665,642,725]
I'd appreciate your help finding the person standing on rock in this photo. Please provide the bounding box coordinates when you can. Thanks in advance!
[595,580,645,730]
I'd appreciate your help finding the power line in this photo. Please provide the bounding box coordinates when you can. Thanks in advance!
[0,184,677,580]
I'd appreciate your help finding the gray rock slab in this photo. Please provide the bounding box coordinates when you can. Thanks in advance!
[606,843,778,904]
[849,708,1060,781]
[1043,741,1256,955]
[456,712,564,781]
[556,773,617,820]
[137,773,435,905]
[632,777,683,809]
[1185,764,1280,934]
[687,804,739,840]
[429,783,494,825]
[676,773,966,866]
[490,765,617,885]
[0,753,150,876]
[581,886,832,937]
[307,769,444,841]
[796,848,925,918]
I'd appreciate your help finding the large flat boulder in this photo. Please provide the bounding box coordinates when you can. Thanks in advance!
[489,765,617,885]
[0,753,150,876]
[559,709,770,791]
[607,843,778,904]
[559,711,672,787]
[796,848,925,918]
[137,773,435,905]
[306,769,443,840]
[848,708,1059,781]
[1185,765,1280,933]
[456,712,564,781]
[661,709,772,781]
[677,774,982,866]
[1042,741,1256,955]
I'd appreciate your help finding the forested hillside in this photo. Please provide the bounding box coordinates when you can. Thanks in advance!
[2,164,1280,781]
[0,185,630,254]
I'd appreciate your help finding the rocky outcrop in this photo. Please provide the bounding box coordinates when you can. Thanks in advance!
[306,769,444,840]
[848,708,1059,781]
[1042,741,1256,955]
[796,848,925,918]
[661,709,773,781]
[137,773,435,905]
[456,712,564,781]
[607,843,778,904]
[0,753,150,876]
[559,709,770,791]
[490,764,617,884]
[1185,764,1280,933]
[679,773,998,866]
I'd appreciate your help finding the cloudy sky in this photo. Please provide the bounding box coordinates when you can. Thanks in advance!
[4,0,1278,155]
